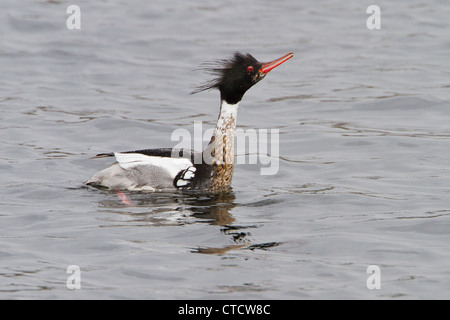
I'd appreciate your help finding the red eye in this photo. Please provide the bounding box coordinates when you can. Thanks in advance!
[247,66,253,72]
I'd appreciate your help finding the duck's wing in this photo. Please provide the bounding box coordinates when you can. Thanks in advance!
[113,151,193,179]
[90,147,192,159]
[86,148,198,191]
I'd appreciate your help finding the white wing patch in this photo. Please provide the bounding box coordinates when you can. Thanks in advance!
[114,152,192,178]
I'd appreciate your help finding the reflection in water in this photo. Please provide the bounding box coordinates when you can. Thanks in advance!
[94,188,283,254]
[97,189,236,225]
[187,192,237,226]
[97,189,252,254]
[193,244,245,254]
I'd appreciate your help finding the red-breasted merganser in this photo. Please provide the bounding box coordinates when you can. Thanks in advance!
[86,52,294,192]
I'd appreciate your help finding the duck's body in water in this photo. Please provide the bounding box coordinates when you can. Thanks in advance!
[86,52,294,192]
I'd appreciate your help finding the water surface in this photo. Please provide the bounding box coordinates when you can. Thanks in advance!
[1,0,449,299]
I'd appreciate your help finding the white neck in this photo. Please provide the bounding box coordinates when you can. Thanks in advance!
[204,100,239,166]
[214,100,239,135]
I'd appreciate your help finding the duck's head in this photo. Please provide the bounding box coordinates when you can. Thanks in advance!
[193,52,294,104]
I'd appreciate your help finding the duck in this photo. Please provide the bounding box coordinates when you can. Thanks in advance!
[86,52,294,192]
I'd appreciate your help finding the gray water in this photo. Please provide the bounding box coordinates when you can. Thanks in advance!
[1,0,449,299]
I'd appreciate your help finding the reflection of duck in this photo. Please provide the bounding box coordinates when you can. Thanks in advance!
[86,52,293,192]
[99,190,282,255]
[99,190,237,227]
[190,192,236,226]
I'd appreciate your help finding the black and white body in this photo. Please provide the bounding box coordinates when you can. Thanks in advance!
[86,52,294,192]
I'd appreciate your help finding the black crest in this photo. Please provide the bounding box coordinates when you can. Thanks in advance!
[192,52,265,104]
